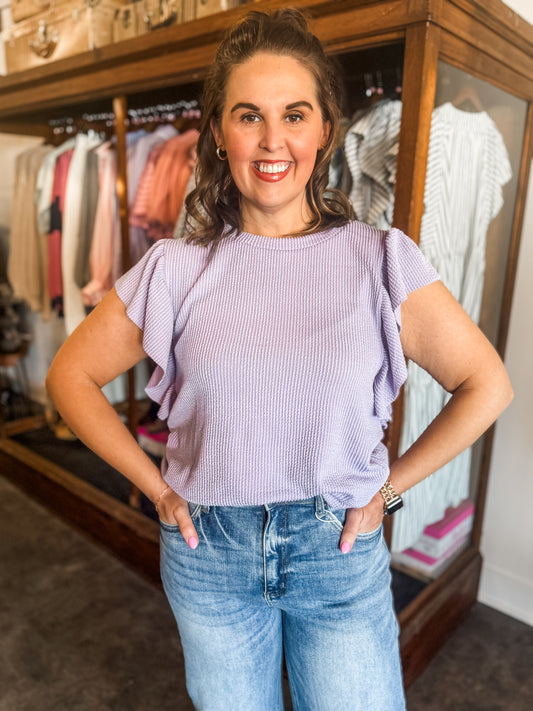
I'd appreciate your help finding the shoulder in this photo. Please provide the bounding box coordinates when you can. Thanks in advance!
[332,219,394,262]
[328,219,382,242]
[116,238,214,299]
[145,237,214,274]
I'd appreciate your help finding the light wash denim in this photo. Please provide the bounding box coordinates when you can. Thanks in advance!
[160,496,406,711]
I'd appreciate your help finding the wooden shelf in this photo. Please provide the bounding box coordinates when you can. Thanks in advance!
[0,0,531,130]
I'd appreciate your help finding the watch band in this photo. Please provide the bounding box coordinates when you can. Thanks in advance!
[379,480,403,515]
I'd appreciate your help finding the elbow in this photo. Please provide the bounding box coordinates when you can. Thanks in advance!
[501,374,514,412]
[45,353,66,406]
[488,363,514,420]
[45,361,58,403]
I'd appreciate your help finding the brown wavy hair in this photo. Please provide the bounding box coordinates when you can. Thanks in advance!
[184,7,354,246]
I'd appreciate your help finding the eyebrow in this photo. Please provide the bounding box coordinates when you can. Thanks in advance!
[230,101,314,113]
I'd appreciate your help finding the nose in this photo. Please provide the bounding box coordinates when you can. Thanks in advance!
[259,120,285,153]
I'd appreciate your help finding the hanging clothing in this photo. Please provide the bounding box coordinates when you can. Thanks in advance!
[127,124,178,264]
[392,102,512,552]
[81,142,120,307]
[74,148,100,291]
[48,148,75,316]
[62,132,103,335]
[130,142,165,231]
[173,170,196,240]
[344,100,402,230]
[7,144,53,315]
[130,129,199,242]
[35,138,76,236]
[145,129,199,240]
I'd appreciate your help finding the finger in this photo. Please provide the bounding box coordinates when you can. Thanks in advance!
[160,495,199,549]
[173,501,199,549]
[339,507,364,554]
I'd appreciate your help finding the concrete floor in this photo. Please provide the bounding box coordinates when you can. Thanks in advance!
[1,474,532,711]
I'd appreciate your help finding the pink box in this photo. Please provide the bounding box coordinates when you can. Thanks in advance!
[392,499,475,577]
[411,499,474,560]
[394,533,469,576]
[424,499,474,539]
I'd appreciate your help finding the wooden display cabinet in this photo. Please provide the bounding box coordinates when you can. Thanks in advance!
[0,0,531,686]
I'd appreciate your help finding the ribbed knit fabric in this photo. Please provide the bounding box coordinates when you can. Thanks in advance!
[115,221,439,509]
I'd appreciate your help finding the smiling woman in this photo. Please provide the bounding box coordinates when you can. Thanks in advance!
[185,8,354,246]
[46,7,513,711]
[210,53,331,236]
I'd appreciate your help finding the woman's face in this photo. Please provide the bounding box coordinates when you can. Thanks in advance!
[211,52,330,236]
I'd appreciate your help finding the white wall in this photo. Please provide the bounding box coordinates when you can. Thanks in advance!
[478,0,533,625]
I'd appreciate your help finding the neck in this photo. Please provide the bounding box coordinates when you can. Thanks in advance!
[241,214,311,238]
[239,199,316,239]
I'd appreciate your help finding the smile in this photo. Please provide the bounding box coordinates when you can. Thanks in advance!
[252,161,292,182]
[254,161,291,174]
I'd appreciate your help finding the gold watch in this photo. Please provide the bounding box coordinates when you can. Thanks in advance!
[379,480,403,515]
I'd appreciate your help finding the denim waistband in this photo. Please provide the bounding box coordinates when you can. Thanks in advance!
[188,495,334,516]
[264,495,329,514]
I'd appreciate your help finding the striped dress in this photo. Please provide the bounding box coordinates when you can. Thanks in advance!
[393,102,512,552]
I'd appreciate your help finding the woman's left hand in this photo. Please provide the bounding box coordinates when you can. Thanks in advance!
[339,493,384,554]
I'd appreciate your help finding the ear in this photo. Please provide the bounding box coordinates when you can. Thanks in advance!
[319,120,331,150]
[210,117,223,148]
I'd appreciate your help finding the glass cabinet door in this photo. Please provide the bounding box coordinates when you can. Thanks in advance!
[390,61,528,582]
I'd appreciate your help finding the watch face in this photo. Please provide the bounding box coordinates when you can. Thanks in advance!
[385,498,403,515]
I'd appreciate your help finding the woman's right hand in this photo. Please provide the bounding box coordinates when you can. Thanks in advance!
[156,488,199,549]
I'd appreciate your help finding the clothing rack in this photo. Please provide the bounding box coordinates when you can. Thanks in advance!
[46,98,201,136]
[41,93,201,507]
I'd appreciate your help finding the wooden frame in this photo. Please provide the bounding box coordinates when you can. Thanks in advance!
[1,0,531,686]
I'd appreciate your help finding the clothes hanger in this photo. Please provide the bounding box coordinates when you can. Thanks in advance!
[451,82,483,112]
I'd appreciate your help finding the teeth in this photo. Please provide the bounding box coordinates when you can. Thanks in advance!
[256,162,290,174]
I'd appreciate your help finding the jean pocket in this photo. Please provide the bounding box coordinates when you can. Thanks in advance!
[159,502,206,531]
[356,522,383,542]
[159,519,180,532]
[315,504,346,532]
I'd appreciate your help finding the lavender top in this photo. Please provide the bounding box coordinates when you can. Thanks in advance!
[115,221,439,508]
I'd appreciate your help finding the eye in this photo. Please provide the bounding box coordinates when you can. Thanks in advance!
[240,112,261,123]
[285,112,304,123]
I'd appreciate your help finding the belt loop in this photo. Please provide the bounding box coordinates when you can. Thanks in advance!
[314,495,327,517]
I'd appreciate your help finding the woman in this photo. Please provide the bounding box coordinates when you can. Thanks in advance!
[46,8,513,711]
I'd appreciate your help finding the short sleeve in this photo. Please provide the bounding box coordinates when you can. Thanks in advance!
[114,241,177,419]
[487,123,512,221]
[374,228,441,425]
[383,227,441,329]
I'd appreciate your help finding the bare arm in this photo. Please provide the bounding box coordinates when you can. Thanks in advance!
[46,288,199,546]
[340,280,513,552]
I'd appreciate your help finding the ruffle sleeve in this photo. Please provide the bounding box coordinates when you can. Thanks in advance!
[374,228,440,425]
[114,241,177,420]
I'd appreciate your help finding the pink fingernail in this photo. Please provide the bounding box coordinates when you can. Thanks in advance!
[340,541,350,554]
[188,537,198,550]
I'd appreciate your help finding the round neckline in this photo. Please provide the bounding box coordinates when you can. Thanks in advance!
[439,101,488,120]
[229,225,342,251]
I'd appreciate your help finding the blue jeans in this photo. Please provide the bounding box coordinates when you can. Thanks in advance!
[160,497,405,711]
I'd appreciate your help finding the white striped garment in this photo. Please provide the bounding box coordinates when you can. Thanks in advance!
[344,100,402,230]
[115,221,439,509]
[393,102,512,552]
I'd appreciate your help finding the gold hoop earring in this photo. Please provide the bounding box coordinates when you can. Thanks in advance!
[216,146,227,160]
